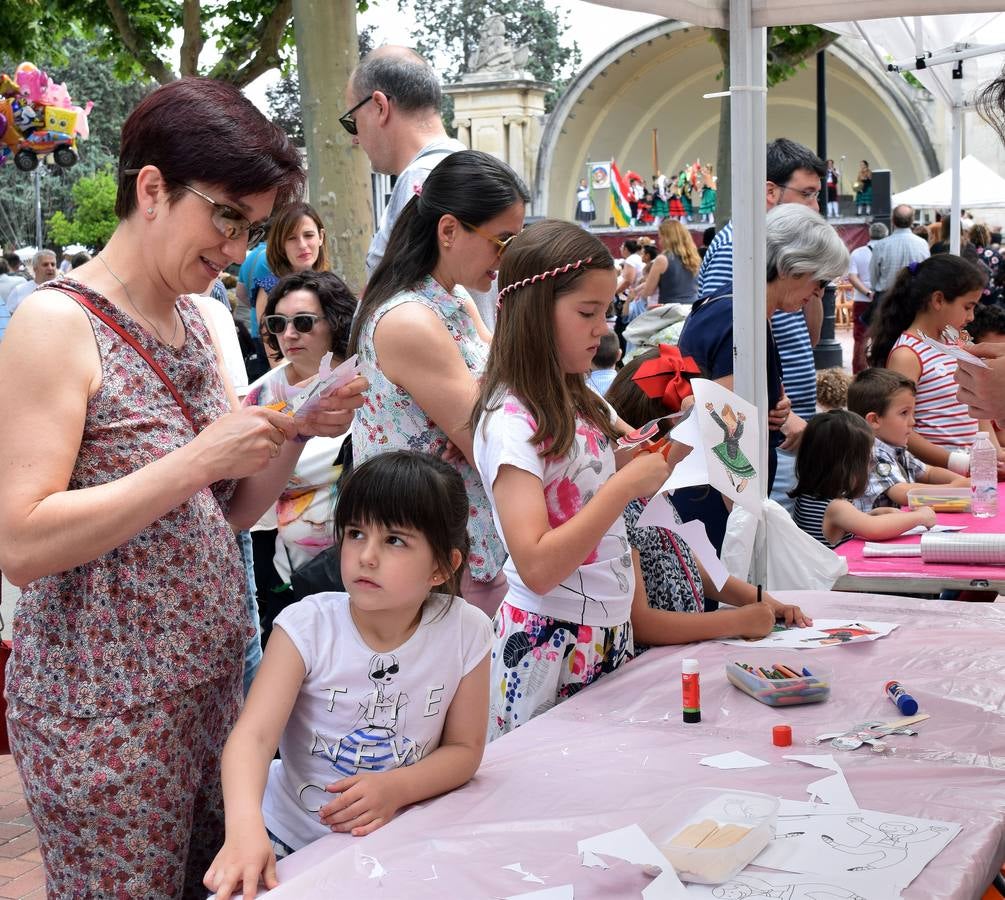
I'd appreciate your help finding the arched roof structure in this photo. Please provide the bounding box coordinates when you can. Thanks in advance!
[537,20,940,218]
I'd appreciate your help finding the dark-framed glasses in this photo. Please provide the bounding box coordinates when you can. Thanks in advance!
[776,183,821,202]
[457,219,518,257]
[339,94,374,135]
[264,313,321,335]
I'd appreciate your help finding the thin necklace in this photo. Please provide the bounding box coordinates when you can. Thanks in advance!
[97,253,180,346]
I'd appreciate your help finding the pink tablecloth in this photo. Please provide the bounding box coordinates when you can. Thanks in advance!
[838,503,1005,583]
[265,592,1005,900]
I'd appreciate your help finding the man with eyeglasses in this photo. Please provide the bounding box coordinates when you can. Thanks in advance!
[696,138,828,513]
[343,46,465,278]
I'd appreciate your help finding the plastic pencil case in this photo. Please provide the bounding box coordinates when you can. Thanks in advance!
[725,658,830,707]
[642,788,779,884]
[907,487,971,513]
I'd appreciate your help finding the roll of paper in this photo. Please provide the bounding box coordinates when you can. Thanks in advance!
[920,532,1005,565]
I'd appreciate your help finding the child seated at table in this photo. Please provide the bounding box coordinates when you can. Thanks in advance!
[791,409,937,547]
[847,367,967,511]
[605,347,811,648]
[203,452,492,900]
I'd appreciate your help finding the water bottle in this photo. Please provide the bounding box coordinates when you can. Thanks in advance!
[970,432,998,518]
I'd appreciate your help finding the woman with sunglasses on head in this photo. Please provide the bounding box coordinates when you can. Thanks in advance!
[0,78,367,900]
[348,149,529,617]
[253,201,331,360]
[244,271,356,638]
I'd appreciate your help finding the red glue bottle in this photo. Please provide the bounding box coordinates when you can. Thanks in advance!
[682,658,701,723]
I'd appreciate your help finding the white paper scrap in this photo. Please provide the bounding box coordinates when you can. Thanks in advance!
[578,824,688,899]
[755,806,960,892]
[900,524,966,536]
[699,751,770,769]
[359,853,386,879]
[503,887,574,900]
[502,862,546,884]
[784,755,859,810]
[920,335,990,368]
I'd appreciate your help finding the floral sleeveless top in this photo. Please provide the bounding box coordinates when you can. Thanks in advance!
[353,276,505,582]
[8,280,250,717]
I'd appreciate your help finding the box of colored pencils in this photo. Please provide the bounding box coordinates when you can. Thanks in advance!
[725,656,830,707]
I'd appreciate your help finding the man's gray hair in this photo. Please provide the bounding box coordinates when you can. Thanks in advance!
[869,222,889,240]
[32,249,56,268]
[766,204,849,282]
[352,49,441,112]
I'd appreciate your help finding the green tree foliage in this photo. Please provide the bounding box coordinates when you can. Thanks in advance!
[47,168,118,247]
[0,37,151,248]
[0,0,368,89]
[399,0,581,111]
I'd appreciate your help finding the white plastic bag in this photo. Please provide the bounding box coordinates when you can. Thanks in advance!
[622,302,689,347]
[723,498,848,591]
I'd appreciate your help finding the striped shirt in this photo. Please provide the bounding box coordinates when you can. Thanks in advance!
[792,495,853,548]
[889,333,979,449]
[697,220,817,419]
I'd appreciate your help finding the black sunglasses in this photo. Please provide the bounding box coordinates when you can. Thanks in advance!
[371,663,399,679]
[263,313,321,335]
[339,95,373,136]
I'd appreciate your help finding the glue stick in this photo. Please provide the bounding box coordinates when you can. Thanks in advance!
[885,680,919,716]
[682,658,701,723]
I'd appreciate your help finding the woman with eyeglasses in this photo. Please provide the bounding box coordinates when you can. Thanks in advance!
[253,201,330,360]
[348,149,529,616]
[244,271,356,639]
[0,78,366,899]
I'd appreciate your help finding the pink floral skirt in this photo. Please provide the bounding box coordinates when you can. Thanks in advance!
[487,601,633,741]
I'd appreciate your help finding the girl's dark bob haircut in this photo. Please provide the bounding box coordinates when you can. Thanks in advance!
[263,271,357,359]
[334,451,470,596]
[791,409,874,501]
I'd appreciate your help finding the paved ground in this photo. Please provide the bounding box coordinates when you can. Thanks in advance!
[0,757,44,899]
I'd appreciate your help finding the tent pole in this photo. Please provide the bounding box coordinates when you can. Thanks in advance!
[730,0,768,585]
[950,65,963,256]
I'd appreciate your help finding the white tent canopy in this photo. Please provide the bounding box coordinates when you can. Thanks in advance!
[893,155,1005,210]
[582,0,1004,581]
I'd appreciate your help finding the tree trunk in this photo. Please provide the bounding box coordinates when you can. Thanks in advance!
[292,0,374,296]
[711,28,731,226]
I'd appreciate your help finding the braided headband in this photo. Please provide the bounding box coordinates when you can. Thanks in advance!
[497,257,594,303]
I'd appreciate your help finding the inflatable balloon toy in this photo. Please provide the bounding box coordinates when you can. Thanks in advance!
[0,61,90,172]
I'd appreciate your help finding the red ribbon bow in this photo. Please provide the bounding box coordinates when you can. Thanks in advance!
[631,344,700,412]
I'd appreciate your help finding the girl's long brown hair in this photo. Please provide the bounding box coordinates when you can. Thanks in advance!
[471,220,618,458]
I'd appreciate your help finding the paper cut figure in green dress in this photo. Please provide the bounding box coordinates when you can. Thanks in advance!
[706,402,755,492]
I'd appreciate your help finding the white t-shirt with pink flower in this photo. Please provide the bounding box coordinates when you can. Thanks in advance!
[474,391,634,626]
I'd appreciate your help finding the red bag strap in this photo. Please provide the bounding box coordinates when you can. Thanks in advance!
[56,285,198,432]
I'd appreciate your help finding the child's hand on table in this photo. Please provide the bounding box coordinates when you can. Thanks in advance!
[203,827,278,900]
[320,771,403,837]
[761,593,813,627]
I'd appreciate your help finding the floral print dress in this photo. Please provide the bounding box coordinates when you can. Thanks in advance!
[473,392,635,740]
[353,275,505,582]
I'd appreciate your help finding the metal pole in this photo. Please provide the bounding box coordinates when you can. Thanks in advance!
[730,0,768,585]
[34,168,42,249]
[950,62,963,256]
[816,50,827,166]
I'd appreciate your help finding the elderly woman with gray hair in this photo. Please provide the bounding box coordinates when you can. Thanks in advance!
[674,204,850,564]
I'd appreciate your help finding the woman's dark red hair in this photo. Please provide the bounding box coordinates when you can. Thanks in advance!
[116,77,304,219]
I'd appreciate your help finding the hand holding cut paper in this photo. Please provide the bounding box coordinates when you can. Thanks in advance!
[190,406,299,482]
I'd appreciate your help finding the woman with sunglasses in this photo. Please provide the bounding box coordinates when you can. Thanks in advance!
[348,149,528,616]
[253,201,330,358]
[245,271,356,638]
[0,78,366,899]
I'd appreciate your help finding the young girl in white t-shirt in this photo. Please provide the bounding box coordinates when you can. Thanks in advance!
[472,220,673,740]
[204,451,493,900]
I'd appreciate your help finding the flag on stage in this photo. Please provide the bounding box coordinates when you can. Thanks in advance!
[610,160,632,227]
